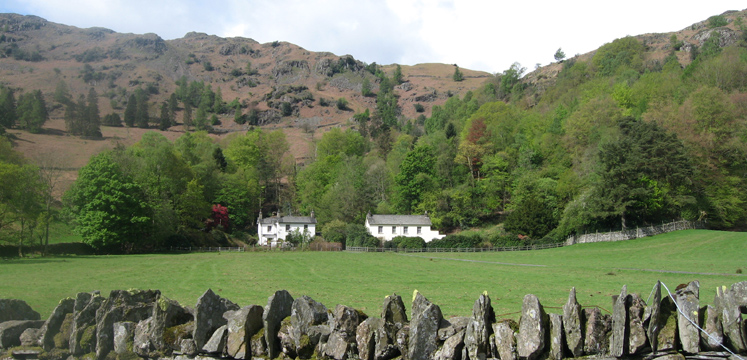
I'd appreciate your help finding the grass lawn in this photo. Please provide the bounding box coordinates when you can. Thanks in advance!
[1,229,744,320]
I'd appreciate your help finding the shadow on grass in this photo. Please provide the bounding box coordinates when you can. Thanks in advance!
[0,255,112,264]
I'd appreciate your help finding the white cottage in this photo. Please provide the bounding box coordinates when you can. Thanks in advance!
[257,211,317,247]
[365,212,445,243]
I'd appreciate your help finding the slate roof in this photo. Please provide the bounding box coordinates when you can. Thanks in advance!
[366,214,432,226]
[259,215,317,225]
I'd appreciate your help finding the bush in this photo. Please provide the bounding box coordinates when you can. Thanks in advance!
[708,15,728,28]
[487,233,524,247]
[346,223,378,247]
[385,236,425,249]
[414,103,425,113]
[427,233,483,248]
[280,101,293,116]
[336,97,349,110]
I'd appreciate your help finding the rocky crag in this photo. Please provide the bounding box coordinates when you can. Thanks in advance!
[1,280,746,360]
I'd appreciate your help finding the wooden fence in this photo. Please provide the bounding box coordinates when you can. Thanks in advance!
[346,242,565,253]
[169,246,245,252]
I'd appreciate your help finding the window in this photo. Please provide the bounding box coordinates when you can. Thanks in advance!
[267,226,272,232]
[378,226,383,234]
[404,226,409,234]
[286,224,290,231]
[392,226,396,234]
[304,225,308,230]
[417,226,422,234]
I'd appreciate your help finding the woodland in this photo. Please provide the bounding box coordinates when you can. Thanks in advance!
[0,15,746,253]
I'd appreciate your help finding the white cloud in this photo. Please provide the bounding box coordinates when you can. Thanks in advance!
[0,0,745,73]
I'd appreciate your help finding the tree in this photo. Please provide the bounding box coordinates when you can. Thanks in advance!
[554,48,566,62]
[0,86,17,131]
[183,102,193,129]
[159,102,171,131]
[587,118,695,230]
[395,144,436,213]
[452,65,464,82]
[16,90,48,133]
[124,94,137,127]
[175,179,210,232]
[504,195,557,239]
[393,64,404,85]
[135,89,149,128]
[53,80,72,105]
[83,87,101,138]
[33,150,68,255]
[64,152,152,252]
[361,77,373,97]
[336,97,349,111]
[213,86,224,114]
[322,219,347,244]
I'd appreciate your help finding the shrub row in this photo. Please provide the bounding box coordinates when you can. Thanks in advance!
[0,242,95,257]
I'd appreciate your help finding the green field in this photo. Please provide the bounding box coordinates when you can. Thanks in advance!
[1,230,745,320]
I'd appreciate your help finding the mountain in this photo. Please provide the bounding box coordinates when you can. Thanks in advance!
[2,9,747,242]
[0,13,490,189]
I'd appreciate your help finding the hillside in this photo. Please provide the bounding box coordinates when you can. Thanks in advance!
[1,9,747,252]
[0,13,490,193]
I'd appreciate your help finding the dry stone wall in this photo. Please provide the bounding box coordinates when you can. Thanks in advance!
[565,220,705,245]
[1,280,746,360]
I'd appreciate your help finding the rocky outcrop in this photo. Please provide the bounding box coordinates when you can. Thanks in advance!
[263,289,293,359]
[94,289,160,360]
[288,296,328,358]
[628,293,648,354]
[719,281,747,353]
[69,291,104,355]
[382,293,408,340]
[548,313,564,360]
[611,285,628,357]
[225,305,263,359]
[645,280,662,352]
[492,320,518,360]
[583,307,610,355]
[675,281,700,354]
[464,293,494,360]
[517,294,547,360]
[562,287,584,357]
[202,324,228,354]
[409,291,443,360]
[39,297,74,351]
[700,304,723,351]
[193,289,239,350]
[325,304,362,360]
[0,320,44,348]
[112,321,135,355]
[0,299,40,322]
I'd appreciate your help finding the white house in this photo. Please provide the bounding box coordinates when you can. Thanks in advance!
[257,211,317,247]
[365,212,445,243]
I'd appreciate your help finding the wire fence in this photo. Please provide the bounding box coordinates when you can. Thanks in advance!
[165,220,703,254]
[168,246,246,252]
[346,242,565,253]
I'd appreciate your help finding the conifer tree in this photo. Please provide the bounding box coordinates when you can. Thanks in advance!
[124,94,137,127]
[159,102,171,131]
[0,86,17,130]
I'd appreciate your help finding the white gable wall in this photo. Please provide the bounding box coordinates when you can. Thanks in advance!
[258,218,316,247]
[365,217,444,243]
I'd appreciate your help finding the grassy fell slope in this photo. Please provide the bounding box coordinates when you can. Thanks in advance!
[0,13,489,192]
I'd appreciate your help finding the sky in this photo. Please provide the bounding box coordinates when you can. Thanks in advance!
[1,1,745,74]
